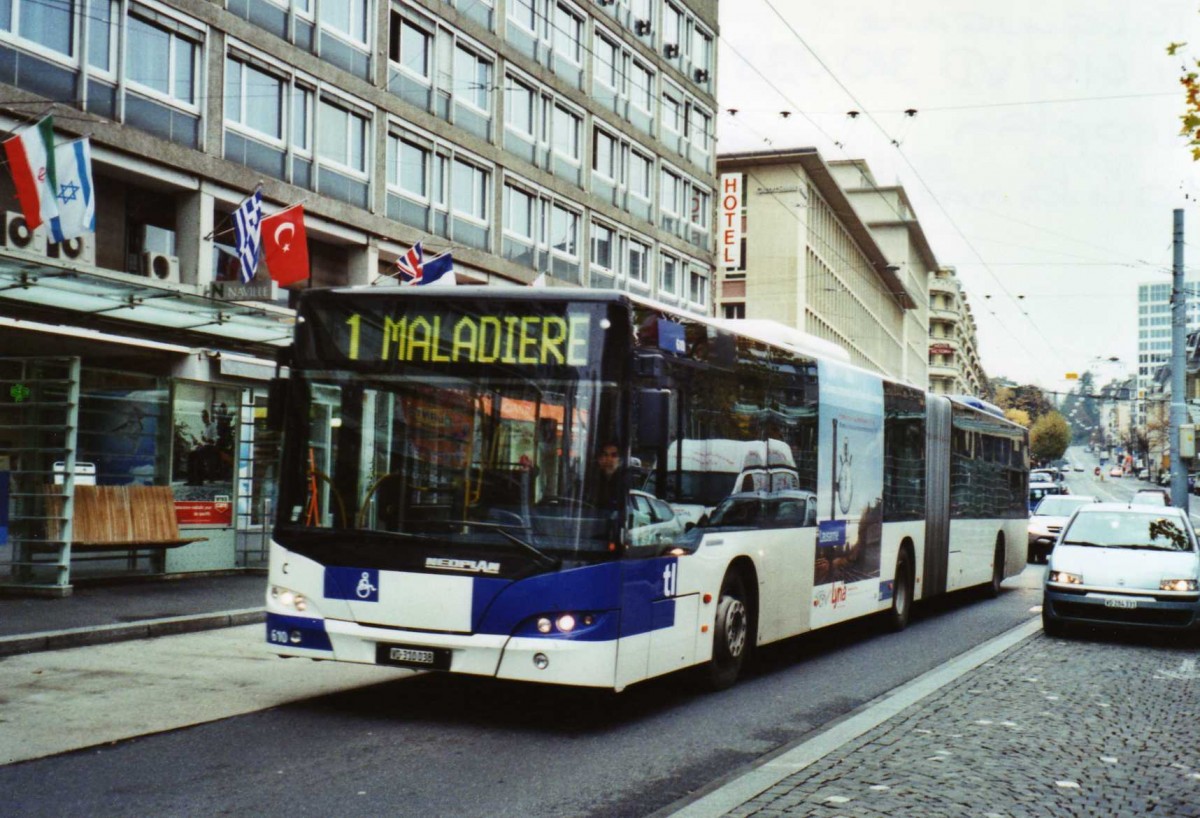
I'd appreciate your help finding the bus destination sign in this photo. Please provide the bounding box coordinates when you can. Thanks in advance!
[306,303,595,368]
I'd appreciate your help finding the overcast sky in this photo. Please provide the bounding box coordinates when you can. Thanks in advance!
[717,0,1200,396]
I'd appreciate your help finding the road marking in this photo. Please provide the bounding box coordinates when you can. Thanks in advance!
[1155,658,1200,680]
[665,617,1043,818]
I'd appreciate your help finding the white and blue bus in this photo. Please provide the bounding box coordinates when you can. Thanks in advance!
[265,288,1028,691]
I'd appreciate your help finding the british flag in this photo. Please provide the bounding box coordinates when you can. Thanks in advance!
[396,241,425,282]
[396,242,455,286]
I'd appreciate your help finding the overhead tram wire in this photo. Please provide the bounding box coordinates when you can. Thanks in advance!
[717,64,1049,368]
[721,112,1047,366]
[754,0,1070,374]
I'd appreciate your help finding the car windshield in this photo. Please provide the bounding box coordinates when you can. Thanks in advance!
[1062,511,1195,551]
[1034,496,1091,516]
[1131,492,1167,506]
[705,493,814,530]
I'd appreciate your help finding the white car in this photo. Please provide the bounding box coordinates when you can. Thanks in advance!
[1027,495,1098,564]
[1042,503,1200,637]
[626,490,685,550]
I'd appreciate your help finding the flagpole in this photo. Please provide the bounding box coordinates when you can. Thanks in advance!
[204,183,264,242]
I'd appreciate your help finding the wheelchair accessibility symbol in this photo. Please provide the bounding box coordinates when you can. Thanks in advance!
[356,572,377,599]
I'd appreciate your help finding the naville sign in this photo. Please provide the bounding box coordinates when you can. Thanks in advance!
[720,173,742,269]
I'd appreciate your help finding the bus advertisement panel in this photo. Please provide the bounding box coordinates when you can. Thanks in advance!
[814,360,883,627]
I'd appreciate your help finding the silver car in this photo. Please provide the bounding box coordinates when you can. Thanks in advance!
[1027,495,1098,564]
[1042,503,1200,637]
[627,490,685,550]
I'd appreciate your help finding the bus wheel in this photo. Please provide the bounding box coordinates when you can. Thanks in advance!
[703,574,749,691]
[886,548,913,632]
[987,541,1005,598]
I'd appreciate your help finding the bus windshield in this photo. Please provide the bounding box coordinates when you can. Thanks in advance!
[276,372,624,563]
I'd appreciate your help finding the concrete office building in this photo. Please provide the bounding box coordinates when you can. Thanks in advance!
[0,0,719,593]
[1137,279,1200,399]
[714,149,925,386]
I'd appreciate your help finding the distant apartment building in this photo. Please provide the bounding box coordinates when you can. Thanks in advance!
[0,0,719,591]
[714,149,929,386]
[926,266,987,396]
[1137,280,1200,394]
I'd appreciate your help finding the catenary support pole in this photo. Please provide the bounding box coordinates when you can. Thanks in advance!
[1171,209,1188,509]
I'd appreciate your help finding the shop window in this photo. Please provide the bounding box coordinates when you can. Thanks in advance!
[172,382,239,507]
[77,370,169,486]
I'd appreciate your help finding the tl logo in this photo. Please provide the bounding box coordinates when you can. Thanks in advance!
[661,561,677,597]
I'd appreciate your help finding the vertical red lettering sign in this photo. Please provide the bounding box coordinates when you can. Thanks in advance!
[719,173,742,270]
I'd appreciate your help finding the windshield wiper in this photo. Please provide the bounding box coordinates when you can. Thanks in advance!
[424,520,561,568]
[1115,543,1181,551]
[1061,540,1110,547]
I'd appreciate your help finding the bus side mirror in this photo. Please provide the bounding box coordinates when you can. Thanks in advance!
[267,377,287,432]
[637,389,671,448]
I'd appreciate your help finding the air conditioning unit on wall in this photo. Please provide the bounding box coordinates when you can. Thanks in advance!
[1,210,47,255]
[47,234,96,265]
[141,250,181,284]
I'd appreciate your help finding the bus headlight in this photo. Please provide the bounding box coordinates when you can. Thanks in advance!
[270,585,309,612]
[531,613,597,635]
[1161,578,1198,592]
[1048,571,1082,585]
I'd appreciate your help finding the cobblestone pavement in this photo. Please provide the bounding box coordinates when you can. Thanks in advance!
[729,632,1200,817]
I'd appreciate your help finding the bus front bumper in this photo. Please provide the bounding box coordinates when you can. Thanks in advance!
[266,613,619,687]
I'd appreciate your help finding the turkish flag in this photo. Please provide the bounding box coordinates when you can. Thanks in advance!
[260,204,310,286]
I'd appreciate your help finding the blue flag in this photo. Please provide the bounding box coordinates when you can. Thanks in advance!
[418,251,455,286]
[48,137,95,244]
[233,190,263,284]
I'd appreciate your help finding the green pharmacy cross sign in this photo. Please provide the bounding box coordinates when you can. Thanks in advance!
[9,383,31,403]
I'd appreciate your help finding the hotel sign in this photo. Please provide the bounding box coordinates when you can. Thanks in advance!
[719,173,742,269]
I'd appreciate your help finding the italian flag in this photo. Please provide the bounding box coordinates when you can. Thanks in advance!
[3,116,58,230]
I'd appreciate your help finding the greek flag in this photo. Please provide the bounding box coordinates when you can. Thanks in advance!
[233,190,263,284]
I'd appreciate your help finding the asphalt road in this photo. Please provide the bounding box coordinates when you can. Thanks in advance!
[1060,445,1199,516]
[0,569,1046,817]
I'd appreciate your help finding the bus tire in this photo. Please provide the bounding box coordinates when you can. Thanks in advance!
[987,539,1005,598]
[886,547,913,632]
[703,574,749,691]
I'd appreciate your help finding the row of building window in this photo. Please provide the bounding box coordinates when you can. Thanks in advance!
[0,1,714,251]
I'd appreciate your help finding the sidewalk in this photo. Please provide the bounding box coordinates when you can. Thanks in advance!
[0,572,265,656]
[669,621,1200,818]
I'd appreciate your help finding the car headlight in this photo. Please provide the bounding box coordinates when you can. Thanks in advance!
[1160,579,1199,592]
[1048,571,1083,585]
[270,585,309,612]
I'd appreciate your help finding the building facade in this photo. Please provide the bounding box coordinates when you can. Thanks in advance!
[826,160,933,389]
[926,266,986,396]
[1137,280,1200,401]
[714,149,920,384]
[0,0,720,593]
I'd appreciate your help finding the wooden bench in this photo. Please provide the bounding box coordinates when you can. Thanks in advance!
[48,485,208,552]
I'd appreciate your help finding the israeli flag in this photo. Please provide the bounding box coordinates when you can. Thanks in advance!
[233,189,263,284]
[48,138,95,244]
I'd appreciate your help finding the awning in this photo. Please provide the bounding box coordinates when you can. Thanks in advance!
[0,255,295,356]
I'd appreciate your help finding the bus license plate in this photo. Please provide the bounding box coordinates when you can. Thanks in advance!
[375,642,450,670]
[1104,598,1137,609]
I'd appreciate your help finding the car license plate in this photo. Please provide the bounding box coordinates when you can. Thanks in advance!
[1103,598,1137,610]
[375,642,451,670]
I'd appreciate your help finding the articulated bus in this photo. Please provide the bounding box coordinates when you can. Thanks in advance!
[265,287,1029,692]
